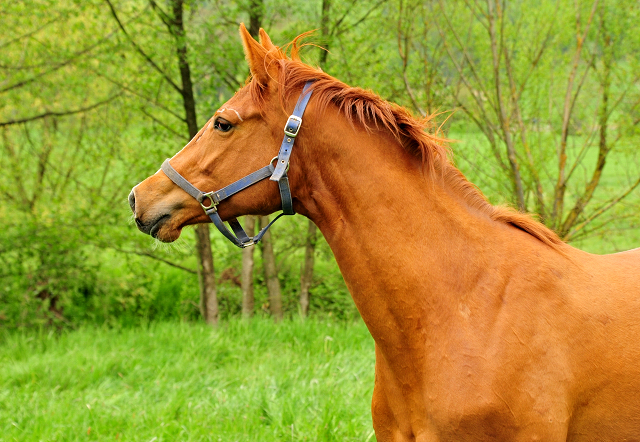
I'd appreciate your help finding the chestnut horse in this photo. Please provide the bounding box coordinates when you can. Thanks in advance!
[129,25,640,441]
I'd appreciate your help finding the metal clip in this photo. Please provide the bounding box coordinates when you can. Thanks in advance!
[284,115,302,138]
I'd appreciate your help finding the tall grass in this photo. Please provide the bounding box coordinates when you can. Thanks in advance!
[0,319,375,441]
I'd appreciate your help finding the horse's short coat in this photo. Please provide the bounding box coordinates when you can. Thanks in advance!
[129,25,640,441]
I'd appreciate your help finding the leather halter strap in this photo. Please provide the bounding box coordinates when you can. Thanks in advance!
[160,81,314,248]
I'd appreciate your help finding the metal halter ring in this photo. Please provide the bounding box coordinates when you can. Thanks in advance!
[271,156,290,173]
[200,192,218,212]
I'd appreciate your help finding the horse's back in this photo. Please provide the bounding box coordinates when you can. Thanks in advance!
[583,245,640,303]
[563,246,640,440]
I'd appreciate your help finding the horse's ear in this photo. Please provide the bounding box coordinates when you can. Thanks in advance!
[239,23,270,85]
[259,28,275,51]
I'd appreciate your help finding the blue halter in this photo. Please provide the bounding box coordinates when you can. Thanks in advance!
[160,81,314,248]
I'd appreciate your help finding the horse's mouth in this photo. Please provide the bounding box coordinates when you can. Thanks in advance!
[135,214,177,242]
[149,214,170,239]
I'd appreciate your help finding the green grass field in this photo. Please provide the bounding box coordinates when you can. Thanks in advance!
[0,319,376,442]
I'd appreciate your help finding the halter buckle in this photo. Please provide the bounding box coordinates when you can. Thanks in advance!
[284,115,302,138]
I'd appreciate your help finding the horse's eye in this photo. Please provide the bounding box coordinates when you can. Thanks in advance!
[214,118,233,132]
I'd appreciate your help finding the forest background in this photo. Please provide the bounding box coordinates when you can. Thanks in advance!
[2,0,640,329]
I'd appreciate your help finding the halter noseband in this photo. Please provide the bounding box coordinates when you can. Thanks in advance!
[160,81,314,248]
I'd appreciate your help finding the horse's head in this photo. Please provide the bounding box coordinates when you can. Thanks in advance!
[129,25,316,243]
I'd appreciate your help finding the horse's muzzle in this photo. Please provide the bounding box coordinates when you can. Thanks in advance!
[129,188,169,238]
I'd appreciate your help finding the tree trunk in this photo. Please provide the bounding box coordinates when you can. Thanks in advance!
[169,0,218,324]
[486,0,525,211]
[247,0,264,38]
[235,0,264,321]
[559,7,612,239]
[319,0,331,66]
[300,220,317,317]
[239,1,264,320]
[195,224,218,325]
[107,0,218,323]
[241,216,256,318]
[300,0,331,318]
[297,1,331,316]
[260,215,283,321]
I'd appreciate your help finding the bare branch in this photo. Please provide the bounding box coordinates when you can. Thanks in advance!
[453,97,509,174]
[210,64,243,91]
[503,41,546,217]
[437,0,498,115]
[140,108,185,139]
[91,69,187,122]
[551,0,599,225]
[0,29,119,94]
[109,246,197,274]
[0,94,121,127]
[562,125,598,182]
[1,127,30,206]
[0,15,61,50]
[148,0,174,31]
[462,0,489,27]
[334,0,387,36]
[396,0,426,116]
[564,177,640,241]
[568,213,638,243]
[104,0,183,95]
[484,0,525,209]
[331,0,360,33]
[515,0,560,100]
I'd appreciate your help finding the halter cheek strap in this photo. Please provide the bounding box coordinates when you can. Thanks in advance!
[160,81,314,248]
[271,82,314,181]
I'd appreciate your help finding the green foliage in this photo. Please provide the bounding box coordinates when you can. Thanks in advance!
[1,0,640,328]
[0,319,375,441]
[0,219,96,328]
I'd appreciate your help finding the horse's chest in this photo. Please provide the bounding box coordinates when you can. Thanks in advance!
[376,358,569,441]
[405,390,564,441]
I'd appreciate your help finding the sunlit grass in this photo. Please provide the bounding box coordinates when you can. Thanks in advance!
[0,319,376,442]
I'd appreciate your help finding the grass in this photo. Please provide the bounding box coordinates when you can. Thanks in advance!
[0,319,376,442]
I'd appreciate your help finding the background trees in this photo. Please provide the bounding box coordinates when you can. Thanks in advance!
[1,0,639,328]
[397,0,640,244]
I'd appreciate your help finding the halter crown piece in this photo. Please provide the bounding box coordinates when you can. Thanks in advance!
[160,81,314,248]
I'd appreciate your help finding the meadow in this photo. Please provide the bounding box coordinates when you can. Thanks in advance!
[0,319,375,442]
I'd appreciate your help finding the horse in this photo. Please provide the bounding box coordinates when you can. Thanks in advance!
[128,25,640,441]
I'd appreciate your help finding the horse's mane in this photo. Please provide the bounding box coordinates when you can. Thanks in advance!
[247,34,563,250]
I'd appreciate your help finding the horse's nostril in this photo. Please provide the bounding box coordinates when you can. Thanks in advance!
[128,190,136,213]
[135,218,143,228]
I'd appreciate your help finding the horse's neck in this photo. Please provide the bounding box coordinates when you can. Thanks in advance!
[294,121,520,340]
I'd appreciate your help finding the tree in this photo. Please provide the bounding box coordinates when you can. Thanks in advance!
[105,0,219,324]
[238,1,264,319]
[0,0,133,326]
[260,216,283,321]
[398,0,640,242]
[241,216,257,318]
[297,0,389,316]
[299,219,317,316]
